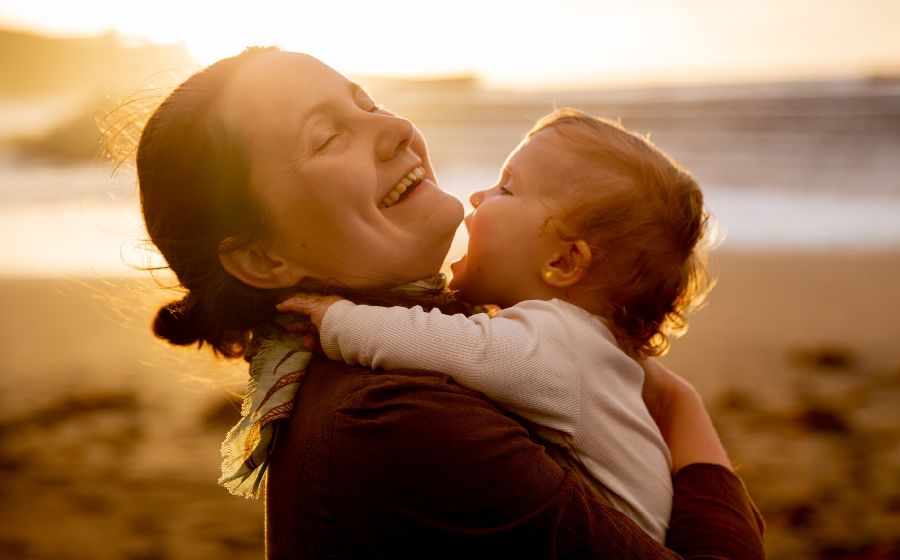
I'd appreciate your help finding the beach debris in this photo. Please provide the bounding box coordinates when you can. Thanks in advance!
[788,343,858,372]
[793,405,852,434]
[0,537,29,558]
[817,539,900,560]
[715,388,758,412]
[784,501,816,529]
[0,391,139,433]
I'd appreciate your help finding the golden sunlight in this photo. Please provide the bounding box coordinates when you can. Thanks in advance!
[3,0,899,88]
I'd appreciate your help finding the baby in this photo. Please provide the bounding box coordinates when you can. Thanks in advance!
[279,108,712,542]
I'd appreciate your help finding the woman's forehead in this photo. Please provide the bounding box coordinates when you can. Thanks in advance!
[217,52,348,139]
[231,51,335,83]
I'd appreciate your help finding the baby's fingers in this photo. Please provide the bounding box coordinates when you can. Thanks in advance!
[277,293,344,328]
[277,294,324,315]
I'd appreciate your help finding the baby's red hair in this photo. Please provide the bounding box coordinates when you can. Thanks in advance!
[531,108,714,358]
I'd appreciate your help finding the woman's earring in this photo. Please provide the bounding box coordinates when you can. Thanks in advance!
[543,270,554,280]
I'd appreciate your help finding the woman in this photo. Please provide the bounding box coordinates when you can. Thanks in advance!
[137,47,764,558]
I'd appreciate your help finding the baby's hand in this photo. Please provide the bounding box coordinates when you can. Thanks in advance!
[276,294,344,329]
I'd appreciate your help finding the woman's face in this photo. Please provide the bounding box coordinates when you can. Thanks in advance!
[216,52,464,288]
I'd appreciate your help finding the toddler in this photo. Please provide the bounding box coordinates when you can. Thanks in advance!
[279,108,712,542]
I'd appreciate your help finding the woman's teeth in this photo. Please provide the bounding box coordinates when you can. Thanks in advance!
[379,166,425,209]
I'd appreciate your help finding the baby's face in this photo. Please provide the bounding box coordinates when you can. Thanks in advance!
[449,128,581,307]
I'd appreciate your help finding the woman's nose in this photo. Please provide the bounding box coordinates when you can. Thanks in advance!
[469,189,485,208]
[375,114,414,160]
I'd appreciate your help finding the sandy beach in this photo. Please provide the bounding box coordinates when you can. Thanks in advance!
[0,249,898,558]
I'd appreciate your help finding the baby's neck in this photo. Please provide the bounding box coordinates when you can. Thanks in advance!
[510,287,605,317]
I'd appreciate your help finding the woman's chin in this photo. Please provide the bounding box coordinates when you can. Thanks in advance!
[382,180,463,235]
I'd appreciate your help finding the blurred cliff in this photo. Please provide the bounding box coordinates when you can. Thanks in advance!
[0,28,195,97]
[0,28,197,161]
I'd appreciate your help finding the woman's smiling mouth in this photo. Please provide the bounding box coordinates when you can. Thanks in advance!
[379,166,425,209]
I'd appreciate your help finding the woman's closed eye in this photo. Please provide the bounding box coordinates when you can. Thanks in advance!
[315,133,340,153]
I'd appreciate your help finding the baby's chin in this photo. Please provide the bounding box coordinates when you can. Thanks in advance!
[447,274,483,306]
[449,255,502,305]
[447,257,467,292]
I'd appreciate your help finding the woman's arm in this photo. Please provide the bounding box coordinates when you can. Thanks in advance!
[324,364,681,558]
[323,362,764,558]
[641,359,766,556]
[641,359,731,472]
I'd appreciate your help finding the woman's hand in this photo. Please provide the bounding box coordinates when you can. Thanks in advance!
[641,359,732,474]
[277,294,345,329]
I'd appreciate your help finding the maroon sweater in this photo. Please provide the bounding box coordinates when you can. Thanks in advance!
[266,358,765,559]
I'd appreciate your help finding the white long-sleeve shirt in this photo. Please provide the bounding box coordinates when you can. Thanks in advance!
[319,298,673,542]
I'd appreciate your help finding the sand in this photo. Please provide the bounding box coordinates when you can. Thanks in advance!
[1,250,899,559]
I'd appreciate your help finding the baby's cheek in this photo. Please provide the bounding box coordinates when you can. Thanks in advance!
[467,217,500,247]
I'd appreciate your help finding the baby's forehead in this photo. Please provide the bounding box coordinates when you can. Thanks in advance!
[513,128,583,176]
[521,129,615,190]
[524,125,611,167]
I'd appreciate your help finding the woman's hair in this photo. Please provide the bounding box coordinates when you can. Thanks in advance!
[137,47,462,358]
[530,108,714,359]
[137,46,282,357]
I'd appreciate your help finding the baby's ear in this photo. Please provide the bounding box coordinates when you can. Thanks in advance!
[218,237,305,289]
[541,240,592,288]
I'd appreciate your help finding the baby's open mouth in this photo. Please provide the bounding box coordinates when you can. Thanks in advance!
[379,166,425,209]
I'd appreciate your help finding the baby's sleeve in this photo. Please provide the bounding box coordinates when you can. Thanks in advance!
[319,300,582,432]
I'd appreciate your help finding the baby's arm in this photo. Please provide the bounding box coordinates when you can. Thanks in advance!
[278,296,581,431]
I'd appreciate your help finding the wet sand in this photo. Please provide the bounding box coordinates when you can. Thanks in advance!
[1,249,899,559]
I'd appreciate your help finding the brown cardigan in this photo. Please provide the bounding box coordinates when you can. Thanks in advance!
[266,357,765,559]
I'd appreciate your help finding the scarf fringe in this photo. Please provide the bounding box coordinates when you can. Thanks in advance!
[218,336,311,499]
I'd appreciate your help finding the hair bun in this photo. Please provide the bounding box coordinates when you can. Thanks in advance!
[153,295,203,347]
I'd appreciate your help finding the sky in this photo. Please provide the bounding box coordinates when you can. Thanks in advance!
[1,0,899,87]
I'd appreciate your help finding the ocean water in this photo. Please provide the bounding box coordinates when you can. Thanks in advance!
[438,164,900,252]
[3,78,899,276]
[1,159,899,278]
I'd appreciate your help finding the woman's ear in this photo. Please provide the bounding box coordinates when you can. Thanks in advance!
[218,237,305,289]
[541,240,592,288]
